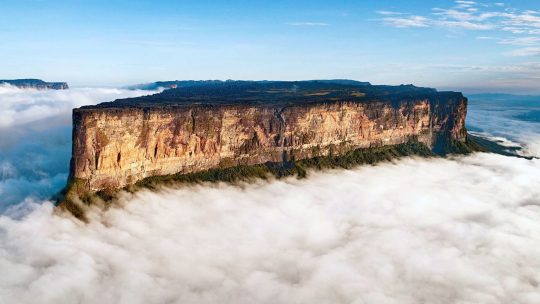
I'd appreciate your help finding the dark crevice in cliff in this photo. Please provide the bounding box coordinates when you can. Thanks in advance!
[190,110,196,133]
[136,110,152,151]
[429,114,434,146]
[239,132,261,154]
[94,153,99,170]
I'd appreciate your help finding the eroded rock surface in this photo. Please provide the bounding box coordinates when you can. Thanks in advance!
[70,81,467,192]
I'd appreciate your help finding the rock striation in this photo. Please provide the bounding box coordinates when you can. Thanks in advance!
[0,79,69,90]
[69,81,468,193]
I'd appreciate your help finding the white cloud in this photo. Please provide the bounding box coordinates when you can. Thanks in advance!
[476,36,497,40]
[1,153,540,303]
[499,36,540,45]
[377,1,540,60]
[466,94,540,156]
[437,20,493,30]
[0,85,156,129]
[0,87,157,209]
[433,8,475,21]
[382,16,429,28]
[455,0,477,9]
[378,1,540,34]
[376,11,404,16]
[509,47,540,56]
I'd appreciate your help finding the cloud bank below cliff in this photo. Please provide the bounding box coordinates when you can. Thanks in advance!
[0,85,156,209]
[1,153,540,304]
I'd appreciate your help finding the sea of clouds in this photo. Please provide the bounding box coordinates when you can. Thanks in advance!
[467,95,540,157]
[0,87,539,304]
[0,85,157,210]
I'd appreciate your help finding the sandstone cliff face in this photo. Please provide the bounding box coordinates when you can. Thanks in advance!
[71,95,467,192]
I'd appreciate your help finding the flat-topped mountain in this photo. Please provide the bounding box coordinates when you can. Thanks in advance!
[0,79,69,90]
[66,80,476,204]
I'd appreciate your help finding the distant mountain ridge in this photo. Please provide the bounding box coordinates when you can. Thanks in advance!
[0,79,69,90]
[127,79,371,91]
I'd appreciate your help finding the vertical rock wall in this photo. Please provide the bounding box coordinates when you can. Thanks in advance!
[71,96,467,191]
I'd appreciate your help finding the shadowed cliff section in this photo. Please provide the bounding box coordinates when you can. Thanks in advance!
[58,80,479,220]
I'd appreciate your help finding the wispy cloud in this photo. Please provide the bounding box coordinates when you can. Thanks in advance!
[382,16,429,28]
[0,86,157,209]
[437,20,493,30]
[376,10,405,16]
[508,47,540,56]
[377,1,540,56]
[379,1,540,33]
[455,0,477,8]
[499,36,540,45]
[476,36,497,40]
[287,22,329,27]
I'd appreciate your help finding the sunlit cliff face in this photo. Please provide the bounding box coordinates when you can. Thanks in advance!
[0,87,539,304]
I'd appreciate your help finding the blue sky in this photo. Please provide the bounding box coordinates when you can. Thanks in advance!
[1,0,540,93]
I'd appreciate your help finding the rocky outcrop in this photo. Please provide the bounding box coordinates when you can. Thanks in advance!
[0,79,69,90]
[69,81,468,192]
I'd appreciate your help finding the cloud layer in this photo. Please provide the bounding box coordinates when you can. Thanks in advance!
[0,86,539,303]
[1,154,540,304]
[466,94,540,157]
[0,85,153,130]
[0,86,156,210]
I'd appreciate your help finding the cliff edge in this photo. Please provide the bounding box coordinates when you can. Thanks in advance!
[66,80,470,197]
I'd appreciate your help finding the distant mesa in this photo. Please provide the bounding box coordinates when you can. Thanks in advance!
[127,79,371,91]
[0,79,69,90]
